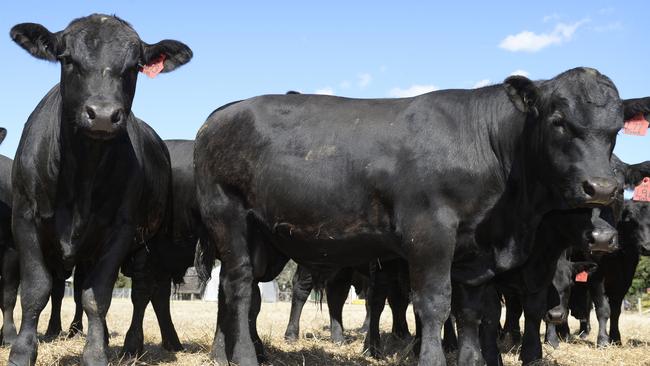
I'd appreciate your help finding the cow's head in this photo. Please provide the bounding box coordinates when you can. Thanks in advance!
[620,201,650,255]
[10,14,192,140]
[504,68,626,208]
[546,259,597,324]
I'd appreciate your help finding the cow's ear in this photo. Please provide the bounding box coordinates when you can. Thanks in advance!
[623,160,650,187]
[571,261,598,275]
[0,128,6,145]
[10,23,61,62]
[623,97,650,121]
[143,40,192,73]
[504,75,540,116]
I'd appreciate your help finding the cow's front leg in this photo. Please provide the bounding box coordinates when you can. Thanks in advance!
[81,230,133,366]
[284,266,313,342]
[544,321,560,348]
[249,282,267,363]
[123,247,153,357]
[68,266,86,338]
[363,262,388,357]
[0,246,19,346]
[151,275,183,352]
[44,278,66,339]
[589,278,610,347]
[479,283,503,366]
[452,282,486,366]
[8,216,52,366]
[405,209,456,366]
[520,291,546,365]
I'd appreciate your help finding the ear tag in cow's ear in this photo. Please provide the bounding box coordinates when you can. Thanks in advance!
[575,271,588,283]
[623,113,649,136]
[140,54,166,78]
[633,177,650,202]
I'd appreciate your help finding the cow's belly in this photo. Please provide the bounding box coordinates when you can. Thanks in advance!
[271,232,402,269]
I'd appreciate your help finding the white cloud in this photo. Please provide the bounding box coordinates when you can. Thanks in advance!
[339,80,351,89]
[509,69,530,77]
[314,87,334,95]
[543,14,561,23]
[473,79,491,88]
[389,84,438,98]
[357,73,372,88]
[499,19,589,53]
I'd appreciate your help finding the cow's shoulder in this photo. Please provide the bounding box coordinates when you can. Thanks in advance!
[12,85,62,216]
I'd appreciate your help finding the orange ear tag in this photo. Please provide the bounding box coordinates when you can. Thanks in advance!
[633,177,650,202]
[575,271,588,283]
[623,113,649,136]
[140,54,166,78]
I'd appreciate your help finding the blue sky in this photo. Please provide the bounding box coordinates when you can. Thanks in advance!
[1,1,648,165]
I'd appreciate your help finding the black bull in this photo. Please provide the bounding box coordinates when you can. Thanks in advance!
[194,68,631,366]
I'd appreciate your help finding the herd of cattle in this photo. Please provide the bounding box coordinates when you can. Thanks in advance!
[0,13,649,366]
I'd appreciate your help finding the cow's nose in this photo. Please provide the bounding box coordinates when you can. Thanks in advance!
[582,178,617,205]
[545,308,566,324]
[588,226,619,253]
[85,104,123,132]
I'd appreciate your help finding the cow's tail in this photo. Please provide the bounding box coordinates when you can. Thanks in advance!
[311,271,326,311]
[195,223,217,284]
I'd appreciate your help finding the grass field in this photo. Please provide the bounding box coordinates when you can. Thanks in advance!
[1,298,649,365]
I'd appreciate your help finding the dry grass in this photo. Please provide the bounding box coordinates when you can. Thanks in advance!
[1,298,649,365]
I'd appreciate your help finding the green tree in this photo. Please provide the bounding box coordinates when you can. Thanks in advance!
[629,256,650,295]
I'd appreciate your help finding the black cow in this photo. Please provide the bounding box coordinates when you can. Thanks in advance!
[552,199,650,347]
[194,68,626,366]
[547,155,650,349]
[481,207,618,366]
[8,14,191,365]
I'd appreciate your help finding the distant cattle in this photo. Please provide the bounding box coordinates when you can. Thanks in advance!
[194,67,627,366]
[8,14,191,365]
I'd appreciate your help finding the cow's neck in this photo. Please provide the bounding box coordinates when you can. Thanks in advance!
[477,92,554,273]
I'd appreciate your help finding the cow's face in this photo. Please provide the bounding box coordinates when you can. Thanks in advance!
[504,68,622,208]
[10,14,192,140]
[621,201,650,255]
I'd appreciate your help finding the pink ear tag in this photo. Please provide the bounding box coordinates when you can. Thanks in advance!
[140,54,166,78]
[575,271,588,283]
[633,177,650,202]
[623,113,649,136]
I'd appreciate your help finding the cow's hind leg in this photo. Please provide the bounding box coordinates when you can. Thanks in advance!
[326,268,353,344]
[0,246,19,346]
[589,278,610,347]
[405,210,455,366]
[502,294,522,346]
[202,196,257,366]
[442,317,458,353]
[388,261,410,339]
[284,266,313,342]
[250,282,267,363]
[151,276,184,352]
[44,278,65,339]
[479,283,503,366]
[8,217,53,365]
[453,282,486,366]
[68,267,85,338]
[608,296,623,345]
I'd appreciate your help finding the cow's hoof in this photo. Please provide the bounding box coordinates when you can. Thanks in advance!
[44,328,62,341]
[546,338,560,349]
[162,338,184,352]
[596,336,610,348]
[82,347,109,366]
[283,332,299,343]
[122,329,144,358]
[67,325,84,339]
[8,335,39,365]
[1,332,18,347]
[363,339,381,359]
[331,334,345,345]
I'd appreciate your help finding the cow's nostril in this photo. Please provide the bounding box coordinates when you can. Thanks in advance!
[86,106,96,120]
[582,181,596,198]
[111,109,123,123]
